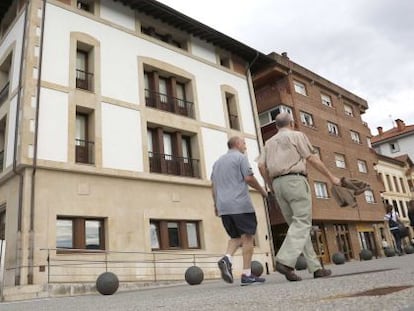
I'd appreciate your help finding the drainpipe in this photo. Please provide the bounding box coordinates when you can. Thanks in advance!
[12,2,29,287]
[245,52,276,271]
[27,0,47,285]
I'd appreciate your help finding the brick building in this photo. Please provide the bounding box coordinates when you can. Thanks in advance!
[252,52,386,263]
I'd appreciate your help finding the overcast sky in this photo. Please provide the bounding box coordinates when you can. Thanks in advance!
[158,0,414,135]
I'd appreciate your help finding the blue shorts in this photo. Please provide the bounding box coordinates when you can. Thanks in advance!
[221,213,257,238]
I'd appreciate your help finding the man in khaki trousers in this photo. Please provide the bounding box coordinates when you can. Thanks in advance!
[258,112,340,281]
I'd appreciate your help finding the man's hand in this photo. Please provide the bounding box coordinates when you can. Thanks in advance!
[330,176,341,186]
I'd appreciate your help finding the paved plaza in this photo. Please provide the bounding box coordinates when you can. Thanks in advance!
[2,254,414,311]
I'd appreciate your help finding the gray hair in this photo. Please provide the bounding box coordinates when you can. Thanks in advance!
[227,136,241,149]
[275,112,293,128]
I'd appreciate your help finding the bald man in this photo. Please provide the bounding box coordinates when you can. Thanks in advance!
[211,136,267,286]
[258,112,340,282]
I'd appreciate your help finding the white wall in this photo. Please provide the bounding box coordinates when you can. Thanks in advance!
[42,3,256,134]
[190,36,217,64]
[201,128,228,179]
[100,0,135,31]
[375,136,414,160]
[101,102,143,171]
[37,88,68,162]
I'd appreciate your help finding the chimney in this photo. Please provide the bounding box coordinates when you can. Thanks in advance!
[395,119,405,131]
[281,52,289,59]
[377,126,383,136]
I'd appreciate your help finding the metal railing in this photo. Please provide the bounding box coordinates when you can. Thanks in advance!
[0,82,9,107]
[149,152,200,178]
[76,69,93,91]
[75,139,94,164]
[145,89,194,118]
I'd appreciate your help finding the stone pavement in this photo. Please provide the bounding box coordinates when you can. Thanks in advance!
[2,254,414,311]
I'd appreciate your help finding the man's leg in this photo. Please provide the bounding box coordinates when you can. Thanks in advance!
[226,238,241,257]
[240,234,254,270]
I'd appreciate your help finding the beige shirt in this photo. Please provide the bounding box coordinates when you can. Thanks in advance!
[258,128,315,178]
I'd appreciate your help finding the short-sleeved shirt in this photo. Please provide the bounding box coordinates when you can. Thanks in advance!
[384,211,399,230]
[211,149,255,216]
[257,128,315,179]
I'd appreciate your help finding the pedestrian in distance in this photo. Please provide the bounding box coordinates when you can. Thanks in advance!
[407,200,414,228]
[384,204,404,255]
[211,136,268,286]
[258,112,340,282]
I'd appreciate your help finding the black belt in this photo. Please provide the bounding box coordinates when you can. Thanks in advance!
[273,172,307,180]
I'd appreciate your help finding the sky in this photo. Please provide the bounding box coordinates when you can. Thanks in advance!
[157,0,414,135]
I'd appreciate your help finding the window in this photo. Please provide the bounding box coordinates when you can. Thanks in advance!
[389,141,400,153]
[76,43,94,92]
[300,111,314,127]
[327,122,339,136]
[393,176,400,193]
[225,93,240,130]
[258,105,293,126]
[335,153,346,169]
[293,80,307,96]
[344,104,353,117]
[219,54,231,69]
[56,217,105,250]
[364,190,375,204]
[314,182,329,199]
[357,160,368,173]
[0,206,5,240]
[0,53,11,107]
[144,70,194,118]
[150,220,200,250]
[75,108,94,164]
[321,94,332,107]
[350,130,361,144]
[313,146,321,159]
[400,178,406,193]
[147,127,200,177]
[385,174,393,192]
[77,0,94,13]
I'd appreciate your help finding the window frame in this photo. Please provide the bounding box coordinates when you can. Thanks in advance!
[56,216,105,252]
[389,141,400,153]
[344,104,354,117]
[357,160,368,173]
[364,190,375,204]
[321,93,333,107]
[314,181,329,199]
[300,111,314,127]
[350,130,361,144]
[334,153,346,169]
[327,122,339,136]
[258,105,293,126]
[150,219,201,250]
[293,80,307,96]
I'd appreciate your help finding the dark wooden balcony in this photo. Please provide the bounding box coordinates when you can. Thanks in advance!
[148,152,200,178]
[75,139,94,164]
[76,69,93,91]
[145,89,194,118]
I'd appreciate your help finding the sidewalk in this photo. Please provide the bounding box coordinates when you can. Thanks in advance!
[2,254,414,310]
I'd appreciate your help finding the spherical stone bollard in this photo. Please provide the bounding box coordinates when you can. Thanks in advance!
[404,245,414,254]
[332,252,346,265]
[185,266,204,285]
[251,260,264,276]
[295,255,307,271]
[384,247,396,257]
[359,249,373,261]
[96,272,119,295]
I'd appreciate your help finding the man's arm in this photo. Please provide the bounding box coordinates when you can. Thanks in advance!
[306,154,341,185]
[258,162,273,192]
[245,175,268,197]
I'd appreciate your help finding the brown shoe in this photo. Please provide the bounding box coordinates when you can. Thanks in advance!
[275,262,302,282]
[313,268,332,278]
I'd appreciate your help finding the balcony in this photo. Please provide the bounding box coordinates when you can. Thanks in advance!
[76,69,93,91]
[0,82,9,107]
[145,89,194,118]
[148,152,200,178]
[75,139,94,164]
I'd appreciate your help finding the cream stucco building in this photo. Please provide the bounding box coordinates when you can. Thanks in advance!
[0,0,274,297]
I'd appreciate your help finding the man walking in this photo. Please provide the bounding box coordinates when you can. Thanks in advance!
[258,112,340,281]
[211,136,267,286]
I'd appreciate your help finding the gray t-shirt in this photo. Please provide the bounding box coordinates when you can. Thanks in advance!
[211,149,255,216]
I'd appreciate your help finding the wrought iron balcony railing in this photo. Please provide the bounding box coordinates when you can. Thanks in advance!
[75,139,94,164]
[76,69,93,91]
[145,89,194,118]
[148,151,200,178]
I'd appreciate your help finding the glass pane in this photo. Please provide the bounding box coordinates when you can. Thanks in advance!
[182,138,190,159]
[76,114,86,141]
[176,83,185,100]
[150,222,160,249]
[56,219,73,248]
[167,222,180,248]
[147,130,153,153]
[163,133,172,157]
[186,223,198,248]
[259,113,270,126]
[159,78,168,103]
[85,220,101,249]
[76,51,86,71]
